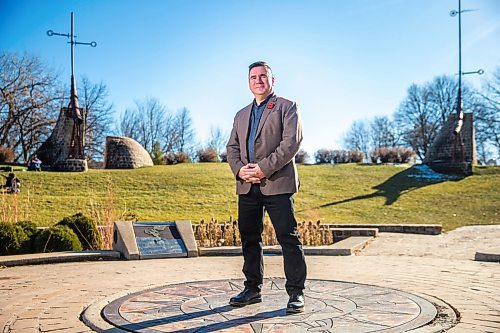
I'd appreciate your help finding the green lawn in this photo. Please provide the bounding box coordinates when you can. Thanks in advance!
[1,163,498,231]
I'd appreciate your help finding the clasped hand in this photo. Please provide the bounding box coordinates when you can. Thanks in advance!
[238,163,265,183]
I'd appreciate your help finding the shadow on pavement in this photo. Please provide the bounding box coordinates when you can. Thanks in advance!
[103,305,286,333]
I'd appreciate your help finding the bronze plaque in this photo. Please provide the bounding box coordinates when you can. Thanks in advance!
[133,222,187,259]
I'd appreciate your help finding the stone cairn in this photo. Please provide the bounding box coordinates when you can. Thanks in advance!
[193,218,334,247]
[37,13,92,172]
[36,106,88,172]
[424,112,476,175]
[104,136,153,169]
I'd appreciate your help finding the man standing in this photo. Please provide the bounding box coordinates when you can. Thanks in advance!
[226,61,307,313]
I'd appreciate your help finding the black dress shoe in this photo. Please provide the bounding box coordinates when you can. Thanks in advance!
[229,289,262,307]
[286,293,305,313]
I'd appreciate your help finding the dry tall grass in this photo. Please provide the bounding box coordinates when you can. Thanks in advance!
[193,218,334,247]
[88,179,137,249]
[0,186,35,224]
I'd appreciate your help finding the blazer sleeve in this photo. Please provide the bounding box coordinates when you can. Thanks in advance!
[226,115,245,179]
[258,102,303,177]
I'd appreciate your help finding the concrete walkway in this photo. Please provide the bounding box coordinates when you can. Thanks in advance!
[0,226,499,332]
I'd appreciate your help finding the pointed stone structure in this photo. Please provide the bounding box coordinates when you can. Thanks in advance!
[37,12,92,172]
[36,105,88,172]
[424,112,476,175]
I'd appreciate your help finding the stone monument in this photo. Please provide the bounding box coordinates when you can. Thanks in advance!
[36,12,96,172]
[424,112,476,175]
[103,136,154,169]
[427,1,481,176]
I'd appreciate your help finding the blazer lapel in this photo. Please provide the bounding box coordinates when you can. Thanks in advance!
[240,103,252,161]
[255,94,278,139]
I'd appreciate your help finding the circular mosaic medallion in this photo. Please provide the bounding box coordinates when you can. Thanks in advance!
[102,278,438,332]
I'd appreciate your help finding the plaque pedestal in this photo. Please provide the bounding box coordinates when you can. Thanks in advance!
[113,220,198,259]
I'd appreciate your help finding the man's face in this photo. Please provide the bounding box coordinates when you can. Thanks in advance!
[248,66,274,99]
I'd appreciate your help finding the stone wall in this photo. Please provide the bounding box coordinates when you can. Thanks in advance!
[104,136,154,169]
[424,112,476,175]
[53,159,88,172]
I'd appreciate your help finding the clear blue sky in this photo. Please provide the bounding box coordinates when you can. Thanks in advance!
[1,0,499,156]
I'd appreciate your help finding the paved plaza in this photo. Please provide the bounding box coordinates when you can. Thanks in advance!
[0,225,499,332]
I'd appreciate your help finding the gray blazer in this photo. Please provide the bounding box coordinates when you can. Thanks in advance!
[226,94,303,195]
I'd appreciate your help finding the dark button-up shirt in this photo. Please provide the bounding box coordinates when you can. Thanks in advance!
[247,93,273,163]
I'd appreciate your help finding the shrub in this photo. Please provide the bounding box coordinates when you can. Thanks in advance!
[87,159,104,169]
[16,221,40,253]
[56,213,101,250]
[295,149,309,164]
[0,146,14,163]
[370,147,416,164]
[34,225,82,252]
[16,220,38,237]
[397,147,416,163]
[151,141,165,165]
[385,147,399,163]
[0,222,29,255]
[165,151,191,165]
[332,150,349,164]
[219,151,228,163]
[316,149,364,164]
[197,148,218,162]
[349,150,365,163]
[314,149,333,164]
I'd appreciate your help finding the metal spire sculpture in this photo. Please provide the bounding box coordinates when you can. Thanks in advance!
[47,12,97,159]
[449,0,483,163]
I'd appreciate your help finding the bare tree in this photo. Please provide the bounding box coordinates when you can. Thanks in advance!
[429,75,459,125]
[175,107,195,154]
[122,97,166,154]
[370,116,398,149]
[343,120,370,159]
[119,99,197,159]
[476,68,500,161]
[394,83,440,160]
[162,113,180,154]
[0,51,61,162]
[395,76,479,161]
[207,125,228,158]
[80,76,114,160]
[119,108,140,139]
[430,75,477,127]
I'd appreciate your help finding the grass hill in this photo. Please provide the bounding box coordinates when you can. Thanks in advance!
[1,163,498,231]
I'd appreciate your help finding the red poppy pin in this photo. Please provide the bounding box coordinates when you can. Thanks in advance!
[267,103,274,109]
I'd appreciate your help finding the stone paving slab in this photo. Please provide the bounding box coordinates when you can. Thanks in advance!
[1,255,498,332]
[0,226,499,333]
[360,225,500,260]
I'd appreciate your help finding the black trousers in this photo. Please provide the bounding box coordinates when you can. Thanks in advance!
[238,184,307,295]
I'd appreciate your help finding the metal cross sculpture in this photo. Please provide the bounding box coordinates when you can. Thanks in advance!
[47,12,97,159]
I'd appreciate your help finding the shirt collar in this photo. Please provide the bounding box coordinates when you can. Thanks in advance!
[253,92,274,108]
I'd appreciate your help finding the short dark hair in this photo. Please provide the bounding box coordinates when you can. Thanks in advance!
[248,61,273,76]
